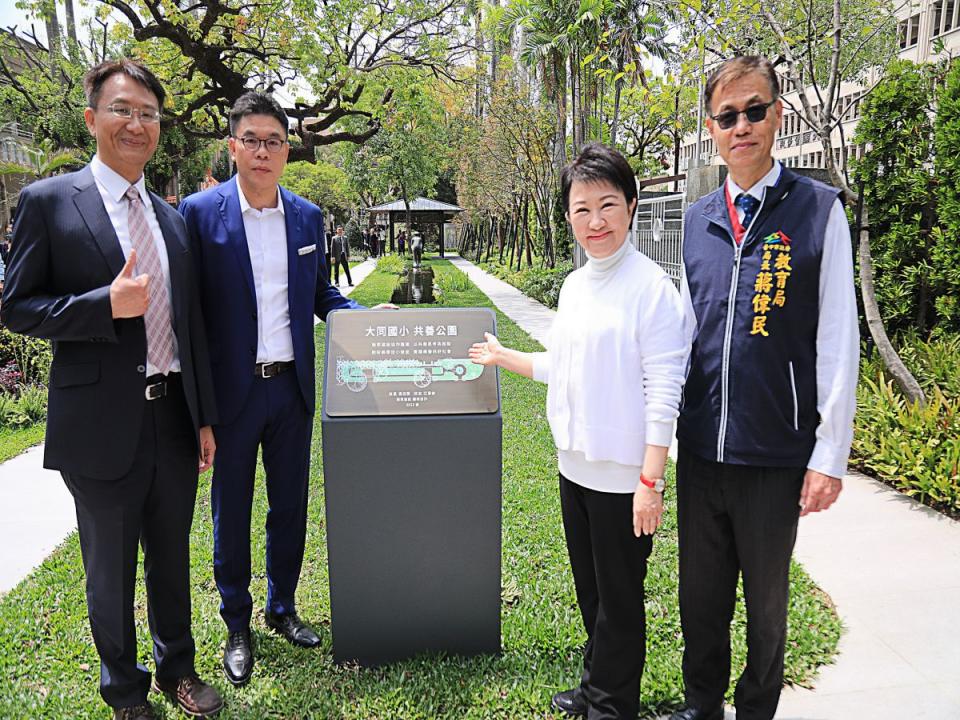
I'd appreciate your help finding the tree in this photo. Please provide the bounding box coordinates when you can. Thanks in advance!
[280,161,356,215]
[615,75,697,178]
[345,76,447,246]
[3,0,471,158]
[854,61,937,336]
[932,60,960,331]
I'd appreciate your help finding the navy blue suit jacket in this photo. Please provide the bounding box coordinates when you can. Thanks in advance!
[179,176,361,426]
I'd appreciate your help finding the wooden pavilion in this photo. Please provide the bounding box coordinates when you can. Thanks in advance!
[366,197,464,257]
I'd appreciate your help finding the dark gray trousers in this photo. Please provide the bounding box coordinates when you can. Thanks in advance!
[676,444,803,720]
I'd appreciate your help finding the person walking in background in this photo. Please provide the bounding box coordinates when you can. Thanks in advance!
[331,225,353,286]
[397,230,406,257]
[471,143,689,720]
[179,93,366,686]
[0,59,222,720]
[670,56,858,720]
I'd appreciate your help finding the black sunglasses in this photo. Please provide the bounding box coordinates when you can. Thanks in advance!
[710,100,776,130]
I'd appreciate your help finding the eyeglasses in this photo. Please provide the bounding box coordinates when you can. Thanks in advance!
[234,136,287,153]
[102,103,162,124]
[710,100,776,130]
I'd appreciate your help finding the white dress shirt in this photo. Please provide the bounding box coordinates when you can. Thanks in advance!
[681,160,859,479]
[237,183,294,363]
[90,154,180,375]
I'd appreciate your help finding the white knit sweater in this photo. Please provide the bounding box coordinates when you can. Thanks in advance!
[531,240,689,493]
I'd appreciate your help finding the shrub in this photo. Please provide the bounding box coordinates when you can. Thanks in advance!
[854,333,960,513]
[0,326,52,387]
[853,373,960,512]
[434,267,470,297]
[0,395,26,429]
[0,362,22,395]
[376,254,407,275]
[16,384,47,424]
[478,260,573,309]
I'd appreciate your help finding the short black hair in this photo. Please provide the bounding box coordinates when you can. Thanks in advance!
[83,58,166,109]
[704,56,780,113]
[229,91,288,138]
[560,142,637,212]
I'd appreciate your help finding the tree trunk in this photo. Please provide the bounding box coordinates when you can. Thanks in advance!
[858,208,926,405]
[64,0,78,47]
[523,196,532,268]
[44,1,61,71]
[611,77,623,147]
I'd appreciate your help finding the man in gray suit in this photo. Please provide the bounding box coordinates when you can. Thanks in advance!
[1,59,223,720]
[331,224,353,286]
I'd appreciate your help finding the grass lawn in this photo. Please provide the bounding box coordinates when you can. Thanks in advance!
[0,423,45,463]
[0,259,840,719]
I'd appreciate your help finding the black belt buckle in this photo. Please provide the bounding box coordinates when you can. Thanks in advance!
[145,380,167,400]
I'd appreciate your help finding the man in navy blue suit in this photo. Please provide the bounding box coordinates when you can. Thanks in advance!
[179,92,363,685]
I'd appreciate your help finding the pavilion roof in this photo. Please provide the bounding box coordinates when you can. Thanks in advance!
[367,197,463,213]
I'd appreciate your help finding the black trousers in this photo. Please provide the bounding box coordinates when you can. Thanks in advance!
[62,376,198,709]
[333,251,352,285]
[560,474,652,720]
[676,444,803,720]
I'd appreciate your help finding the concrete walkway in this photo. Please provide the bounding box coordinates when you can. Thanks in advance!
[451,255,960,720]
[0,259,377,596]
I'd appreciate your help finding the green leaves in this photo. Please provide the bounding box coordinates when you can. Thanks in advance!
[855,336,960,512]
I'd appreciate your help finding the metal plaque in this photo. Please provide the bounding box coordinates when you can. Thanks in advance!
[324,307,499,417]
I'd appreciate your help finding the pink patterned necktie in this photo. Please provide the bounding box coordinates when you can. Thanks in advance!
[125,185,175,375]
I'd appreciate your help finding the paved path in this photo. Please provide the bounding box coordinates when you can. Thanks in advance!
[0,259,376,596]
[452,255,960,720]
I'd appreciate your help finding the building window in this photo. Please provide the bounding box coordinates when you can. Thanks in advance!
[899,12,922,47]
[931,0,958,37]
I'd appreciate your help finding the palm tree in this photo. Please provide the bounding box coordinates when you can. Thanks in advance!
[603,0,674,147]
[0,138,82,180]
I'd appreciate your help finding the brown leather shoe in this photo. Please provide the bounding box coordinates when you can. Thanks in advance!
[113,703,157,720]
[152,674,224,718]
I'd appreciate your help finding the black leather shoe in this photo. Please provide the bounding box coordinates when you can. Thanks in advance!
[551,687,587,717]
[669,705,724,720]
[223,629,254,686]
[264,611,321,648]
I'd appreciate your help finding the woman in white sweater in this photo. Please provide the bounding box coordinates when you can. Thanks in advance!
[469,143,689,720]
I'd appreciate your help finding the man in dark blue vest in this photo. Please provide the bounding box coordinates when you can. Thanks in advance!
[671,56,858,720]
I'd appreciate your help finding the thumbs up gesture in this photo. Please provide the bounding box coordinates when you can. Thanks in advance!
[110,249,150,319]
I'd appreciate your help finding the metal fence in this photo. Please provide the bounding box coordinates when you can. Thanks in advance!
[633,193,685,287]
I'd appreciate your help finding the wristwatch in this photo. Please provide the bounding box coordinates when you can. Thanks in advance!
[640,474,665,493]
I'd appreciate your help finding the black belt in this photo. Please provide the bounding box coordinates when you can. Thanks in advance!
[145,372,181,400]
[255,361,294,379]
